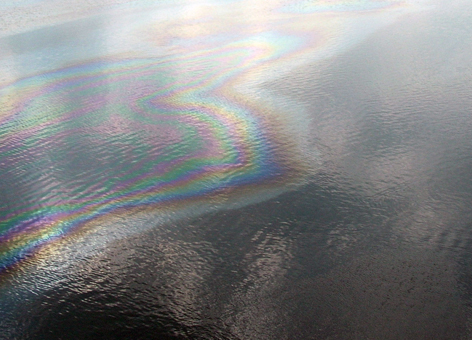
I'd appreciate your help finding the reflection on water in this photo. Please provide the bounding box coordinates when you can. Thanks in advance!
[2,0,472,339]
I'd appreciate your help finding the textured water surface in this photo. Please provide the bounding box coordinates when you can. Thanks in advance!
[1,0,472,339]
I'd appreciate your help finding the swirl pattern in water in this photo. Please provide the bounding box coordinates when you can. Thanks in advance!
[0,0,423,274]
[0,37,305,272]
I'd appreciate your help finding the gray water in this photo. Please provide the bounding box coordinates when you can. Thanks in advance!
[1,0,472,339]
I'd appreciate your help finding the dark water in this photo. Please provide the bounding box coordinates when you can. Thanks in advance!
[1,0,472,339]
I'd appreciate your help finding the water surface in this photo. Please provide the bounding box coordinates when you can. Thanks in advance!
[1,0,472,339]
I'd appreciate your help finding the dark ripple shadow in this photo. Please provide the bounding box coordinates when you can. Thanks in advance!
[3,169,468,339]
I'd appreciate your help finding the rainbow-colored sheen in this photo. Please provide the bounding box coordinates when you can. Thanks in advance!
[0,35,303,272]
[0,0,424,275]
